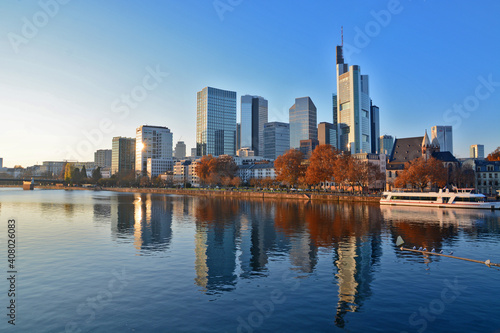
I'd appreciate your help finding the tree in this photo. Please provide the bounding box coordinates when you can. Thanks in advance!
[64,163,73,183]
[195,155,238,187]
[274,149,306,188]
[196,155,216,186]
[92,167,102,182]
[305,145,337,189]
[333,153,350,191]
[450,164,475,188]
[81,166,87,181]
[487,147,500,161]
[394,157,447,191]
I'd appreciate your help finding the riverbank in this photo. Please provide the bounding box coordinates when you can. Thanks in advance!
[25,185,381,203]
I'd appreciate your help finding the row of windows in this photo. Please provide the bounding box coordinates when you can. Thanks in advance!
[477,173,498,178]
[390,196,438,201]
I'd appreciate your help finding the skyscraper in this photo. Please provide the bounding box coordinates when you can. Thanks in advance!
[336,44,373,153]
[289,97,317,149]
[111,137,135,175]
[263,122,290,160]
[196,87,237,156]
[240,95,268,156]
[318,122,337,147]
[136,125,173,177]
[94,149,112,168]
[470,144,485,159]
[379,135,394,156]
[370,104,380,153]
[174,141,186,159]
[431,126,453,154]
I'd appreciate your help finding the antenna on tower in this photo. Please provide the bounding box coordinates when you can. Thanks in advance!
[341,26,343,47]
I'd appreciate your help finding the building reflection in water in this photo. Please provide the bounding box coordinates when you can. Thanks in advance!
[111,194,173,253]
[303,202,382,328]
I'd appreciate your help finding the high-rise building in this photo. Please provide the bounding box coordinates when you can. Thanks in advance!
[236,123,241,151]
[263,122,290,160]
[174,141,186,159]
[0,157,3,169]
[289,97,317,149]
[111,137,136,175]
[136,125,173,177]
[300,139,319,160]
[318,122,337,148]
[332,94,338,146]
[470,144,485,159]
[336,44,373,154]
[196,87,237,156]
[191,148,198,158]
[431,126,453,154]
[370,104,380,153]
[94,149,112,168]
[240,95,268,156]
[379,135,394,156]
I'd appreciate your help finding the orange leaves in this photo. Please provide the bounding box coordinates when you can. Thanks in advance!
[305,145,337,185]
[274,149,305,187]
[394,157,447,190]
[196,155,238,186]
[487,147,500,161]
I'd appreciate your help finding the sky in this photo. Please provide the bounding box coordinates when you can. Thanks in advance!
[0,0,499,167]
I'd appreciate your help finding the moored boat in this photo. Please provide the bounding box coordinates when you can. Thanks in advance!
[380,188,500,210]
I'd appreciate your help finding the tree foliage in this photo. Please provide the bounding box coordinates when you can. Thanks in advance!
[487,147,500,161]
[274,149,305,188]
[305,145,337,187]
[196,155,238,187]
[394,157,447,190]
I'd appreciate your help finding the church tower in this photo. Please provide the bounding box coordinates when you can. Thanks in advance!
[422,130,440,160]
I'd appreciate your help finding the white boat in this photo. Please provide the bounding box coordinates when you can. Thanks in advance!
[380,188,500,210]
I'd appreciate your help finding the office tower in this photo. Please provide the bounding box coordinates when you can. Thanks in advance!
[94,149,112,168]
[431,126,453,154]
[289,97,317,149]
[196,87,237,156]
[263,122,290,160]
[300,139,319,159]
[0,157,3,169]
[191,148,198,158]
[379,135,394,156]
[240,95,268,156]
[470,144,485,159]
[236,123,241,151]
[370,104,380,153]
[111,137,136,175]
[136,125,173,177]
[336,44,373,153]
[318,122,337,148]
[174,141,186,159]
[332,94,338,146]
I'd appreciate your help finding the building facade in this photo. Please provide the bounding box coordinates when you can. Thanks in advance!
[263,122,290,160]
[174,141,186,160]
[240,95,268,156]
[94,149,112,168]
[379,135,394,156]
[196,87,237,157]
[470,144,485,159]
[431,126,453,154]
[300,139,319,160]
[336,44,374,154]
[136,125,173,177]
[238,163,275,184]
[370,104,380,153]
[318,122,337,148]
[111,137,136,175]
[289,97,317,149]
[474,160,500,196]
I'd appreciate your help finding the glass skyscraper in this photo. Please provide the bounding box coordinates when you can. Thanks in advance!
[289,97,317,149]
[111,137,135,175]
[431,125,453,154]
[240,95,268,156]
[135,125,173,176]
[196,87,237,156]
[336,45,378,154]
[263,122,290,160]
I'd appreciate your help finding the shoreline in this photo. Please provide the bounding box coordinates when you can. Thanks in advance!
[3,185,381,203]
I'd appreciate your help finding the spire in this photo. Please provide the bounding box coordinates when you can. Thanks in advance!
[422,130,431,147]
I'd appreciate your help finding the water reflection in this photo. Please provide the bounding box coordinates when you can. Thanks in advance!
[111,194,173,252]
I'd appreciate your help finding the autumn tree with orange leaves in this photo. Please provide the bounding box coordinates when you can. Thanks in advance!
[196,155,238,187]
[487,147,500,161]
[305,145,338,190]
[394,157,447,191]
[274,149,306,188]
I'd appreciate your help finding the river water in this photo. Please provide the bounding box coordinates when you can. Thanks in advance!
[0,188,499,332]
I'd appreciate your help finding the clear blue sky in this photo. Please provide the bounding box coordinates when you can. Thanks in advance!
[1,0,499,166]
